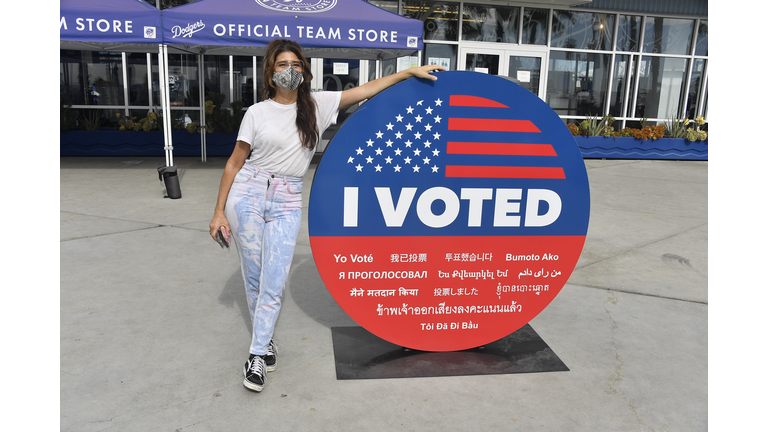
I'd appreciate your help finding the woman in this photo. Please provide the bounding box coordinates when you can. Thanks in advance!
[209,39,444,392]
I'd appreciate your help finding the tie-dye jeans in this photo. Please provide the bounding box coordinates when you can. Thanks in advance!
[225,164,303,356]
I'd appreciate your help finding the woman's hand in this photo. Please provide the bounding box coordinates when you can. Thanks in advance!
[408,64,446,81]
[209,210,231,244]
[208,141,250,244]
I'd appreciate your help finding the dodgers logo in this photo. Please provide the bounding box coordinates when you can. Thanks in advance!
[255,0,337,13]
[171,20,205,39]
[144,26,156,39]
[309,71,590,352]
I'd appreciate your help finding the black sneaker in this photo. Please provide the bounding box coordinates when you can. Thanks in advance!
[243,354,267,392]
[264,340,278,372]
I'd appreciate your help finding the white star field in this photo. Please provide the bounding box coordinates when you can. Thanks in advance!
[346,98,445,174]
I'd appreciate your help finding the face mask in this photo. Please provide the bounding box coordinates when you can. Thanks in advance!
[273,67,304,91]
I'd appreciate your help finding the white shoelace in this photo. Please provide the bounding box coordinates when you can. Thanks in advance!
[249,357,266,375]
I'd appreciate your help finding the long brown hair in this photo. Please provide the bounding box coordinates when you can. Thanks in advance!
[262,39,319,150]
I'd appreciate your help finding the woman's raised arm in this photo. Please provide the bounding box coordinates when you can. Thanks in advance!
[339,64,445,110]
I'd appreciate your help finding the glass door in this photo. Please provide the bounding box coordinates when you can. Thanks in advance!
[507,54,543,97]
[459,45,547,99]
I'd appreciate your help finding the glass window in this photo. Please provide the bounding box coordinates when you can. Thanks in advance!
[551,11,614,51]
[366,0,399,14]
[166,54,200,107]
[508,55,542,96]
[60,50,125,106]
[61,50,85,105]
[424,43,457,70]
[642,17,694,55]
[151,53,161,107]
[379,56,421,77]
[204,55,230,108]
[320,59,361,148]
[465,53,499,75]
[169,109,201,131]
[381,57,399,77]
[126,52,150,107]
[323,58,360,122]
[71,108,123,131]
[616,15,642,52]
[157,0,193,9]
[609,54,635,117]
[686,59,706,118]
[233,56,256,107]
[255,57,265,102]
[634,56,688,119]
[695,20,708,56]
[323,59,360,91]
[403,1,460,42]
[366,59,378,82]
[461,4,520,43]
[522,7,548,45]
[546,51,612,116]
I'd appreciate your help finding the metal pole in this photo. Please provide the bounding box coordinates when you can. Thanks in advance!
[162,44,174,167]
[158,45,170,167]
[200,53,207,162]
[121,52,130,117]
[146,52,153,108]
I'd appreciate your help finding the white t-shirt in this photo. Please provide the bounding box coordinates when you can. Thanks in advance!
[237,91,342,177]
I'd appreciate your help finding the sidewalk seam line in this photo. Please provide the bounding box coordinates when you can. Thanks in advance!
[576,221,708,271]
[573,284,707,305]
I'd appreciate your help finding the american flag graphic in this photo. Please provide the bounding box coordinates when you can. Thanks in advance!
[343,94,566,180]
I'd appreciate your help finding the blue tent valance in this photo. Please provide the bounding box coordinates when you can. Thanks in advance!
[161,0,423,58]
[60,0,424,59]
[60,0,162,48]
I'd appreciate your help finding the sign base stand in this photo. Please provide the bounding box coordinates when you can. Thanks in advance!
[330,324,569,380]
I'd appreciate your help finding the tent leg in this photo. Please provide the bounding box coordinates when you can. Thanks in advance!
[160,44,174,167]
[158,45,170,167]
[199,53,207,162]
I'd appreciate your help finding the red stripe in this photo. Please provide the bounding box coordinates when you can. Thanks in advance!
[449,95,509,108]
[447,142,557,156]
[449,118,541,133]
[445,166,566,179]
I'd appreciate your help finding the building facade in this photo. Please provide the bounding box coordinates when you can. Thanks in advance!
[60,0,708,152]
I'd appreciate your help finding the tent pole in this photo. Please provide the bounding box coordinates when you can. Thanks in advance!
[158,45,170,167]
[163,44,174,167]
[199,53,207,162]
[121,52,130,117]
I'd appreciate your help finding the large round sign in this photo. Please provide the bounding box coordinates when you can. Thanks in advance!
[309,71,589,352]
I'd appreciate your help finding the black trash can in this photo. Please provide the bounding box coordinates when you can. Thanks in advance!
[157,166,182,199]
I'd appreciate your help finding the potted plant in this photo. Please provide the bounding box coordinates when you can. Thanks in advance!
[568,115,708,161]
[60,107,167,157]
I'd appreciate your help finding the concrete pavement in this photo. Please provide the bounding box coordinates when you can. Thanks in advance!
[60,156,707,431]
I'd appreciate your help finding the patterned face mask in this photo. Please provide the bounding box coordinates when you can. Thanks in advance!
[273,66,304,91]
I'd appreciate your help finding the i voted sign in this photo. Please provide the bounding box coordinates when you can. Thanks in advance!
[309,71,590,352]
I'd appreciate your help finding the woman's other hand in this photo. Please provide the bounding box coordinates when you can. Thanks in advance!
[209,211,231,244]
